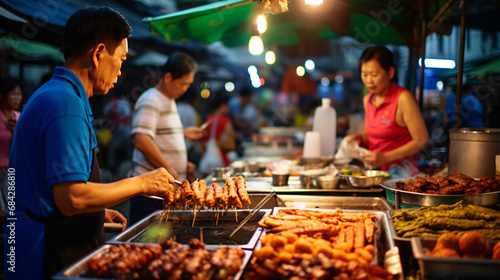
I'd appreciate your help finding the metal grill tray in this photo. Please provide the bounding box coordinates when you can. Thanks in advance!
[52,244,252,280]
[107,209,271,250]
[381,178,500,207]
[411,237,500,279]
[268,207,396,267]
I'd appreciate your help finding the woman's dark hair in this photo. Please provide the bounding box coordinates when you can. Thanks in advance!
[60,7,132,59]
[160,52,198,80]
[358,46,398,82]
[0,76,21,97]
[208,91,231,112]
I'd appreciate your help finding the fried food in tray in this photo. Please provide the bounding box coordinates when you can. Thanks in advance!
[394,172,500,195]
[84,239,246,280]
[246,208,395,280]
[258,208,377,249]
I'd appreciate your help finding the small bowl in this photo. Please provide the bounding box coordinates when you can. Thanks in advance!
[318,175,340,189]
[298,169,327,189]
[345,170,390,188]
[272,173,290,186]
[212,167,230,179]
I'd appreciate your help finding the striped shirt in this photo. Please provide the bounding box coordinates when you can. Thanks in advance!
[131,87,187,179]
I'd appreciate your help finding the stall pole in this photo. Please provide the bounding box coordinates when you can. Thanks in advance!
[455,0,467,129]
[418,0,427,110]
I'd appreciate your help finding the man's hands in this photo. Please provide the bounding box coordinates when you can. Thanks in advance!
[105,209,127,231]
[138,167,176,197]
[184,126,203,140]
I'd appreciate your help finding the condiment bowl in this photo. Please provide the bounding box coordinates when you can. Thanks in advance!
[344,170,390,188]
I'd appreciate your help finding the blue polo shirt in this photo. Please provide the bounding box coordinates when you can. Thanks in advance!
[4,66,97,280]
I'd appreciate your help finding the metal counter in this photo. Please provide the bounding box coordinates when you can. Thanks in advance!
[209,175,385,195]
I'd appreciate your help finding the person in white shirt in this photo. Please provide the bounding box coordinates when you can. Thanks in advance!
[129,52,203,223]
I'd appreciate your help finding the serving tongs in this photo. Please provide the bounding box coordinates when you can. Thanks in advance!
[229,191,276,238]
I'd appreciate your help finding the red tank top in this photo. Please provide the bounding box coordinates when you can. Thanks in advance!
[365,82,417,170]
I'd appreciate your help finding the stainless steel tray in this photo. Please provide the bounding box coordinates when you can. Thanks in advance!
[107,209,271,250]
[411,237,500,279]
[52,244,252,280]
[276,195,393,213]
[381,178,500,208]
[269,207,396,267]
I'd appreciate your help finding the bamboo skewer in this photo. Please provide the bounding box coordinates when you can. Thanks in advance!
[192,206,197,227]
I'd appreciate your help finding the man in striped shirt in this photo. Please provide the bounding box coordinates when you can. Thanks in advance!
[129,53,203,223]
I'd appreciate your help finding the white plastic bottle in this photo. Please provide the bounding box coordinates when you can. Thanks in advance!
[312,98,337,158]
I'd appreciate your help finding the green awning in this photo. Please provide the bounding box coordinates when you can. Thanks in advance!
[1,36,64,63]
[143,0,256,45]
[468,56,500,77]
[143,0,452,47]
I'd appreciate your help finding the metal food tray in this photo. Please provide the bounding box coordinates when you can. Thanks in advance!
[52,244,252,280]
[411,237,500,279]
[277,195,393,213]
[107,209,271,250]
[381,178,500,208]
[269,207,396,267]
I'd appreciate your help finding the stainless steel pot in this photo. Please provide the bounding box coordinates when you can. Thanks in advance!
[449,128,500,177]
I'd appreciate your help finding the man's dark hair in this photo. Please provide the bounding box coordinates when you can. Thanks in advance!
[358,46,398,83]
[160,52,197,80]
[60,7,132,59]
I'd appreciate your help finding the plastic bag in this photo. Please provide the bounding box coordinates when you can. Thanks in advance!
[198,116,224,174]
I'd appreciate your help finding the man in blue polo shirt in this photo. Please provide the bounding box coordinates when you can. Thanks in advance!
[4,7,175,280]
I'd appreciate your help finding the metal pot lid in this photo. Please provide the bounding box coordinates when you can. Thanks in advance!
[449,127,500,141]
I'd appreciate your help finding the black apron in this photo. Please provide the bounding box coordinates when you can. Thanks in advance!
[28,148,104,280]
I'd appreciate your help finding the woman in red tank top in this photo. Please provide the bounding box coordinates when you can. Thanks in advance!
[346,46,429,170]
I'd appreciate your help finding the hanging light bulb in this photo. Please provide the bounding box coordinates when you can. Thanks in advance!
[249,36,264,55]
[305,0,323,5]
[296,66,305,77]
[305,59,315,70]
[265,50,276,64]
[257,15,267,34]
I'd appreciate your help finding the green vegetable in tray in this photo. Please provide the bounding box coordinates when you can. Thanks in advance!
[139,222,173,243]
[391,201,500,240]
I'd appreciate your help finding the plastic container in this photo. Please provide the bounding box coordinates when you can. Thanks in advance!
[313,98,336,157]
[303,131,321,158]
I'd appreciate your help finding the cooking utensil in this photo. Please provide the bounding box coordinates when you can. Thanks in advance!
[340,170,390,188]
[381,178,500,208]
[229,191,276,238]
[449,128,500,178]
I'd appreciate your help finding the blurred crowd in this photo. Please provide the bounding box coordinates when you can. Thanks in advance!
[2,64,500,184]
